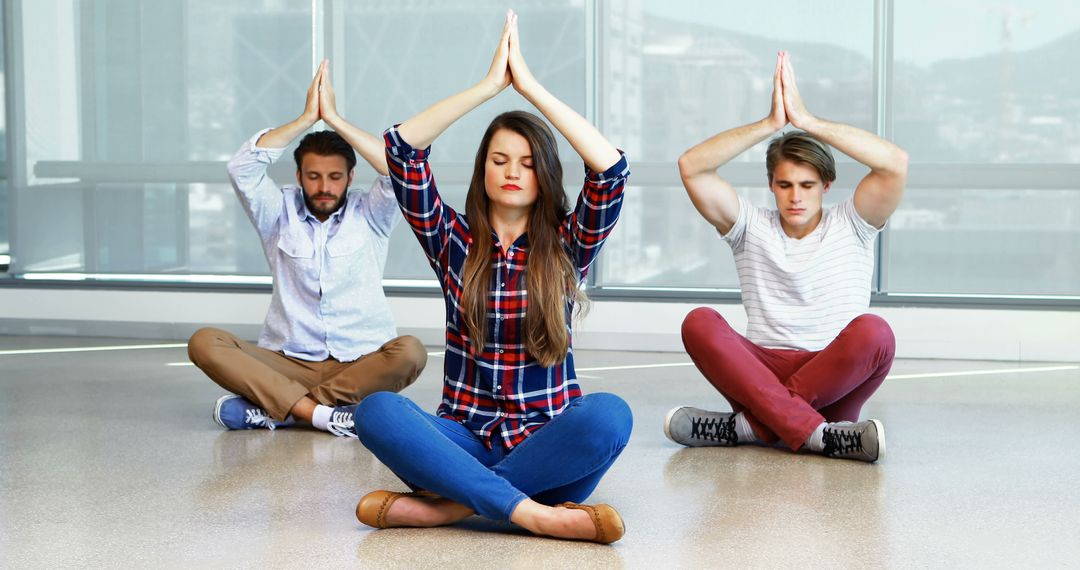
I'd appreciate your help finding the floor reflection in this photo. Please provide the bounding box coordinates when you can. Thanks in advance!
[661,446,887,566]
[355,520,626,568]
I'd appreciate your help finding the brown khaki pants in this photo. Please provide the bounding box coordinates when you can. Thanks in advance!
[187,327,427,420]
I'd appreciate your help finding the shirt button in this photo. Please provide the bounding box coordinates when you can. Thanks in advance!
[495,385,502,391]
[499,349,505,354]
[501,282,506,287]
[508,252,513,258]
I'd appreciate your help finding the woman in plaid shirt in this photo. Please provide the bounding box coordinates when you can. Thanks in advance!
[352,11,632,544]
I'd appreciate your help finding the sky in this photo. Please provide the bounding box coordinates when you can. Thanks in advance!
[643,0,1080,66]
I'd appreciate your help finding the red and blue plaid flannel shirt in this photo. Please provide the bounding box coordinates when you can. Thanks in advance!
[385,125,630,450]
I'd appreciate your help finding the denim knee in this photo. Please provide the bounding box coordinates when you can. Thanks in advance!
[582,392,634,451]
[354,391,405,443]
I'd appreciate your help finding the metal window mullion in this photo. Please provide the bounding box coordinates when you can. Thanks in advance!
[584,0,600,292]
[177,2,190,271]
[312,0,325,132]
[872,0,894,295]
[80,1,99,273]
[135,2,149,270]
[2,0,26,271]
[327,0,345,125]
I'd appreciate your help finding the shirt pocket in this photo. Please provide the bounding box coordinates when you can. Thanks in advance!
[325,229,366,258]
[275,229,319,286]
[276,230,315,259]
[325,226,370,283]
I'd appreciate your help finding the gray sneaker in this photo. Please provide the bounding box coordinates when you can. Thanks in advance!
[664,406,739,447]
[326,405,358,439]
[821,419,885,463]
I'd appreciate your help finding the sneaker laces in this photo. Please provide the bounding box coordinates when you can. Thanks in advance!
[690,415,737,444]
[244,408,276,431]
[822,426,863,456]
[326,409,357,439]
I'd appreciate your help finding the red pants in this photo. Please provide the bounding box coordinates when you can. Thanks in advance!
[681,308,895,450]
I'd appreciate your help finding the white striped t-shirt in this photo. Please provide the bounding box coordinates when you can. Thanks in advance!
[721,196,881,351]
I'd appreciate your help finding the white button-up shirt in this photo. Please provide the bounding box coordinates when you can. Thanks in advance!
[227,129,400,362]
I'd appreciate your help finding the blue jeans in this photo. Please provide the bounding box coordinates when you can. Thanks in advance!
[354,391,633,521]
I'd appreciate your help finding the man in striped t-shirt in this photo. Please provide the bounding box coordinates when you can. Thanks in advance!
[664,51,908,463]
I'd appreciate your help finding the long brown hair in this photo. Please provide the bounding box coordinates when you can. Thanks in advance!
[460,111,586,368]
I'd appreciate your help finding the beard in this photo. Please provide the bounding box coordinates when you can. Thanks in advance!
[304,191,347,219]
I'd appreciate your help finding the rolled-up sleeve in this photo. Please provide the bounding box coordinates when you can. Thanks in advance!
[564,152,630,274]
[384,125,457,272]
[227,128,286,238]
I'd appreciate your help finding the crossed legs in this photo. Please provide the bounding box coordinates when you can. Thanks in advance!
[680,308,895,450]
[353,391,632,539]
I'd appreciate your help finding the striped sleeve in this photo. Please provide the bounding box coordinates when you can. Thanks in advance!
[839,198,882,247]
[564,152,630,274]
[718,195,754,253]
[384,125,457,272]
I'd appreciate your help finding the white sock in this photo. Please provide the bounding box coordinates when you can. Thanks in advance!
[803,422,827,452]
[733,412,760,443]
[311,405,334,431]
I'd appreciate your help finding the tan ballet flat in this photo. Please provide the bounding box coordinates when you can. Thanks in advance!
[556,502,626,544]
[356,490,434,528]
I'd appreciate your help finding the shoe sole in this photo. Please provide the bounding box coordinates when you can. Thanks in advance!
[662,406,684,444]
[213,394,238,429]
[871,418,886,461]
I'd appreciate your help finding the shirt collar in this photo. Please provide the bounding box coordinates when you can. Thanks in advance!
[491,231,530,251]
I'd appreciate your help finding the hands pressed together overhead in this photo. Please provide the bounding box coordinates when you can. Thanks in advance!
[302,10,531,131]
[300,59,343,128]
[483,10,539,98]
[393,8,618,171]
[768,51,815,131]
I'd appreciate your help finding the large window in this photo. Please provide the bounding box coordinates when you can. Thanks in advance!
[596,0,874,290]
[7,0,586,282]
[3,0,1078,303]
[886,0,1080,296]
[13,0,312,277]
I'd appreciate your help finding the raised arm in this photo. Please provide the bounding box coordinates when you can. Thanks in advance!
[395,12,514,149]
[385,13,515,271]
[228,64,326,235]
[254,63,322,149]
[780,51,908,228]
[506,12,620,173]
[317,62,388,176]
[677,53,787,235]
[503,13,629,271]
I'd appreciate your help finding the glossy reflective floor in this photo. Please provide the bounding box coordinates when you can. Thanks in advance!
[1,336,1078,568]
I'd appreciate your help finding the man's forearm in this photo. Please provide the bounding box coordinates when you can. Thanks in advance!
[325,116,389,176]
[800,117,907,176]
[255,115,316,149]
[680,118,778,177]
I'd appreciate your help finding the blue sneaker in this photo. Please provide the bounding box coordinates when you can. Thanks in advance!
[213,395,289,430]
[326,405,359,438]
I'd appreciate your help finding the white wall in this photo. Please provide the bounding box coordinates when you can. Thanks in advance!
[1,288,1077,362]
